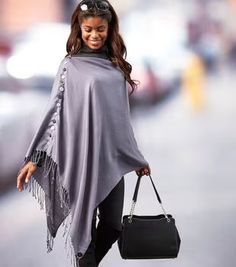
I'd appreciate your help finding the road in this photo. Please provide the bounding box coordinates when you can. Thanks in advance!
[0,66,235,267]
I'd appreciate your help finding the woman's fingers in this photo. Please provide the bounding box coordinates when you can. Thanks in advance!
[16,169,26,191]
[135,166,151,177]
[144,166,151,175]
[144,168,149,175]
[25,170,32,184]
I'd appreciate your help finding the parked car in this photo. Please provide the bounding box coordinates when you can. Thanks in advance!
[121,8,192,107]
[6,22,70,91]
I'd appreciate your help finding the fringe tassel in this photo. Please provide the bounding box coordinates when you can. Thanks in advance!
[26,177,45,210]
[47,228,54,253]
[59,185,70,212]
[24,149,77,266]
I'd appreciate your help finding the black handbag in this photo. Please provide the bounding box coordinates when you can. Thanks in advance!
[118,175,181,259]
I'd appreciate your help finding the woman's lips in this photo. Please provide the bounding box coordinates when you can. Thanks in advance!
[90,40,101,46]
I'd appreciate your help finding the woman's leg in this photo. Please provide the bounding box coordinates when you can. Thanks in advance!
[95,177,125,265]
[77,177,124,266]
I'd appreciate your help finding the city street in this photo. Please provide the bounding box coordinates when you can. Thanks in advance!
[0,66,235,267]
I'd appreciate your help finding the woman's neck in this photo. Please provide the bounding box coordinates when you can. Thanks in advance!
[76,43,109,59]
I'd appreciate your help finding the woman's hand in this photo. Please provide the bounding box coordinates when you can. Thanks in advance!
[135,165,151,177]
[16,161,37,192]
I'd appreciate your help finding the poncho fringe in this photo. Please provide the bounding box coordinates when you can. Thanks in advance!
[23,149,78,266]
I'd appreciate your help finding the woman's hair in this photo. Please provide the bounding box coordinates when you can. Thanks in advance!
[66,0,138,93]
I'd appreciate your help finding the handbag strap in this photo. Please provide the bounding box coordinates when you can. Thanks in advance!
[128,175,170,223]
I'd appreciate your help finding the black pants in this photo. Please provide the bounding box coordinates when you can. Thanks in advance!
[78,177,124,266]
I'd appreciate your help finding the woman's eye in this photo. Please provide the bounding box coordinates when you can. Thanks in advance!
[83,27,105,33]
[85,29,91,33]
[98,27,105,32]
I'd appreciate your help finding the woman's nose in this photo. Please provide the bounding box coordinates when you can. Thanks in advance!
[91,31,99,39]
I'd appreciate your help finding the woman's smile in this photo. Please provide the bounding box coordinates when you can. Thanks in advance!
[89,39,102,48]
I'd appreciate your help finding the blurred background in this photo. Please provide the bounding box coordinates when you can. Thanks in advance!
[0,0,236,266]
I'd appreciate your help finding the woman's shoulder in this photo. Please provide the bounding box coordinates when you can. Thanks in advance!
[55,55,75,73]
[60,55,72,65]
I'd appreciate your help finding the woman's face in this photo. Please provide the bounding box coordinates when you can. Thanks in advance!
[80,16,109,50]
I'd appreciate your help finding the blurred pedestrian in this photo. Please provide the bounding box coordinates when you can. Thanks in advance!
[182,53,206,112]
[16,0,150,266]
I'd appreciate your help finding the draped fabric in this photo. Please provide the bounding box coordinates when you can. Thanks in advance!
[23,55,148,266]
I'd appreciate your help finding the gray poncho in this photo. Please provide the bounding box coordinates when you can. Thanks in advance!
[23,54,148,265]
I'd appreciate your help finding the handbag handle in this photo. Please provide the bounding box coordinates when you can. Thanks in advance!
[128,175,170,223]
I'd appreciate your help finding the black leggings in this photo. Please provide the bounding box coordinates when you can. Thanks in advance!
[78,177,124,266]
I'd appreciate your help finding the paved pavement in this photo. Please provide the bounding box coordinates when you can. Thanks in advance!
[0,66,235,267]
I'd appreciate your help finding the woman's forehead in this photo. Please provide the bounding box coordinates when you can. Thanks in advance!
[80,16,109,26]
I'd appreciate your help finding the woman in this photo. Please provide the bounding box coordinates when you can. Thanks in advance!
[16,0,151,266]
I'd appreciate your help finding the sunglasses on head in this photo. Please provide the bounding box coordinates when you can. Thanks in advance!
[79,0,110,12]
